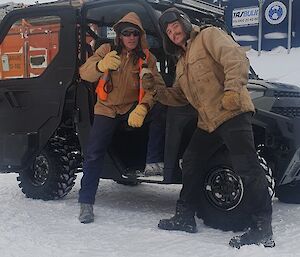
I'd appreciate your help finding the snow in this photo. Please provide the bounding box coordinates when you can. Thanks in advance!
[232,32,258,42]
[1,173,300,257]
[264,32,288,39]
[2,48,300,256]
[247,46,300,86]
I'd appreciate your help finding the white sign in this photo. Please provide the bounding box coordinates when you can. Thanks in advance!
[232,6,259,28]
[106,27,116,39]
[265,1,287,25]
[1,55,9,71]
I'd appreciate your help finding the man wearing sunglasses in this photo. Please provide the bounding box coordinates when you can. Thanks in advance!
[78,12,166,224]
[141,8,275,249]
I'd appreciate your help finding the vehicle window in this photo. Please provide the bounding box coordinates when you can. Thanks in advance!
[0,16,61,80]
[86,2,162,48]
[85,23,114,53]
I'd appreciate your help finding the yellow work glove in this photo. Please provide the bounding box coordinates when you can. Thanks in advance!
[97,50,121,72]
[128,104,148,128]
[140,67,154,90]
[221,91,241,111]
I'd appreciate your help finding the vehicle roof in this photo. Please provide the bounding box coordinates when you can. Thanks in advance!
[26,0,224,18]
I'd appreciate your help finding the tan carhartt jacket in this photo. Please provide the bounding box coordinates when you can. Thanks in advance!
[79,12,165,117]
[156,26,255,132]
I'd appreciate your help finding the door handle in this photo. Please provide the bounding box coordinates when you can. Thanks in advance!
[5,91,21,108]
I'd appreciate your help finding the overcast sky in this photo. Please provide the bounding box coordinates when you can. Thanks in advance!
[0,0,54,4]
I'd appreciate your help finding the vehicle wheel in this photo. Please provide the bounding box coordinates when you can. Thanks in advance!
[276,181,300,203]
[196,146,275,232]
[256,145,276,200]
[196,148,250,231]
[17,136,78,200]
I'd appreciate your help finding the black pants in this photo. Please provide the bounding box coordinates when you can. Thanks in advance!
[163,105,197,182]
[79,103,166,204]
[180,112,272,217]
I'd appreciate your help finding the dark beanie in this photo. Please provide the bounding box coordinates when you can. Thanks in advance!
[115,22,141,34]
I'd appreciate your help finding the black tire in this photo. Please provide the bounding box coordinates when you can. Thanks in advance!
[256,145,275,200]
[276,181,300,203]
[196,146,275,232]
[259,147,300,204]
[196,147,250,231]
[17,136,78,200]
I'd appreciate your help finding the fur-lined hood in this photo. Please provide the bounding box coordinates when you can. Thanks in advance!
[159,7,192,56]
[113,12,149,49]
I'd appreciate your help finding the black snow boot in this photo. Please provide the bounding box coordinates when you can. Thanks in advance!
[229,214,275,249]
[158,201,197,233]
[79,203,94,224]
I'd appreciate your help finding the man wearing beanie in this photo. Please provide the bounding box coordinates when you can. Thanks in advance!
[141,7,275,249]
[78,12,166,223]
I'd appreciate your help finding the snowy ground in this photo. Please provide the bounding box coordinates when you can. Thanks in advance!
[1,173,300,257]
[1,48,300,257]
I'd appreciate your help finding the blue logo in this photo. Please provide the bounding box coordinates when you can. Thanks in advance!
[268,5,283,21]
[265,1,287,25]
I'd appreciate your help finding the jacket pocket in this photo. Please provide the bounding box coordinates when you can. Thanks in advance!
[201,73,223,120]
[175,64,185,84]
[188,53,211,82]
[130,70,140,89]
[205,102,222,121]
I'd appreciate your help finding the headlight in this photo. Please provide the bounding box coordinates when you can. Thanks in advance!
[249,90,264,100]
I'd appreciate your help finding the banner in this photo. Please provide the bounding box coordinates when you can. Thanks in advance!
[225,0,300,50]
[232,6,259,28]
[262,0,289,50]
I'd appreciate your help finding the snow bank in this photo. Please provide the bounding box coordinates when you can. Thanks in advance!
[247,47,300,87]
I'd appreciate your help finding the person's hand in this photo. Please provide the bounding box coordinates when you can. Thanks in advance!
[221,91,241,111]
[97,50,121,72]
[141,67,154,90]
[128,104,148,127]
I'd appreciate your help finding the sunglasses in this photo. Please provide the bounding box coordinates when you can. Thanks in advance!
[121,30,140,37]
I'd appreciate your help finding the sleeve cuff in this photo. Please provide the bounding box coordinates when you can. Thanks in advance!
[96,62,102,73]
[140,103,150,112]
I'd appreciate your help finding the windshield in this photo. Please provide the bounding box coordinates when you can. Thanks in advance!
[249,66,260,80]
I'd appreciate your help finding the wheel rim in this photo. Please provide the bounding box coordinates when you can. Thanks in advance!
[205,167,244,211]
[31,155,49,186]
